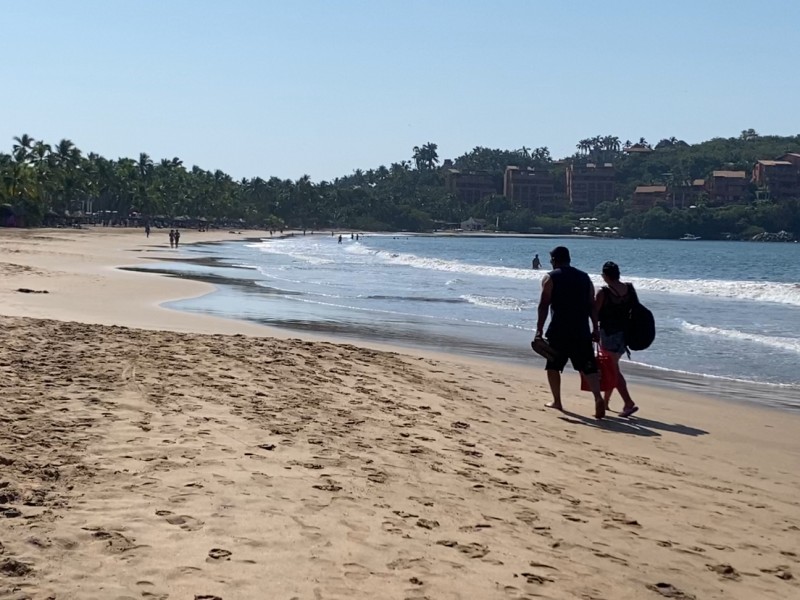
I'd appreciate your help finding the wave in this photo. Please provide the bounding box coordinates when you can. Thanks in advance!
[627,277,800,307]
[346,244,800,307]
[345,244,534,279]
[680,321,800,354]
[461,294,530,311]
[247,238,800,307]
[247,241,335,265]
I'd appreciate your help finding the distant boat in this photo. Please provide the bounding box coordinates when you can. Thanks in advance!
[679,233,702,240]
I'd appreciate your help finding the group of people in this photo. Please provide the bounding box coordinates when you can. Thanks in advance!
[168,229,181,248]
[535,246,638,420]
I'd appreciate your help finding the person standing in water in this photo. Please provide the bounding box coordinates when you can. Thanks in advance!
[532,254,541,269]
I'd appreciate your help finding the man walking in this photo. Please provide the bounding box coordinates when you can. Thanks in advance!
[535,246,605,419]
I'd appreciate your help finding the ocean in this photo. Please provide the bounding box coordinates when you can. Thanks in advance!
[133,233,800,411]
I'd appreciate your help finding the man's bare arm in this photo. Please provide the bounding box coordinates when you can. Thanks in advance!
[589,281,599,339]
[536,275,552,337]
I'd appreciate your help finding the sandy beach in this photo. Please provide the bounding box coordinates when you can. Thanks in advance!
[1,227,799,600]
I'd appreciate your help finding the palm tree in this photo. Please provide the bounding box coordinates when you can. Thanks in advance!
[134,152,154,217]
[412,142,439,170]
[12,134,35,163]
[532,146,551,163]
[52,139,83,214]
[31,141,53,211]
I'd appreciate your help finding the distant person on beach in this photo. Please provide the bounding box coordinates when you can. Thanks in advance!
[532,254,541,269]
[595,261,638,417]
[145,224,150,238]
[174,229,181,247]
[536,246,606,418]
[168,229,175,248]
[338,235,342,244]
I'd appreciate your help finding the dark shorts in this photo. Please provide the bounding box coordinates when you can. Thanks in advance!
[600,330,627,354]
[545,336,598,374]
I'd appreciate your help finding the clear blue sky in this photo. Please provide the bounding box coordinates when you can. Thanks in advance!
[2,1,798,182]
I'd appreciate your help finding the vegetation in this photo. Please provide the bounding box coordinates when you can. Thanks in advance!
[2,130,799,239]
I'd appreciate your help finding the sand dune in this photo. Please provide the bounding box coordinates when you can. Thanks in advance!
[0,228,798,599]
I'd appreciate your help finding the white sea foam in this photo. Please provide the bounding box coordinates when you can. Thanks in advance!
[626,276,800,307]
[461,294,530,311]
[345,244,800,307]
[680,321,800,354]
[248,241,335,265]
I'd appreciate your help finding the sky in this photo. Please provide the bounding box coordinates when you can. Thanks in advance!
[2,1,799,182]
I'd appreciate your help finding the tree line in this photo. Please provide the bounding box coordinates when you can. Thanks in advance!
[2,131,800,239]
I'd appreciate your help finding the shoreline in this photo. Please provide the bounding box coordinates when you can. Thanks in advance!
[2,227,799,599]
[124,242,799,413]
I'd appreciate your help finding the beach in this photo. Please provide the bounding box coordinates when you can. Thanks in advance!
[1,228,799,600]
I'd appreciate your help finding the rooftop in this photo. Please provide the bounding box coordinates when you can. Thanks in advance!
[712,170,746,178]
[757,160,793,166]
[634,185,667,193]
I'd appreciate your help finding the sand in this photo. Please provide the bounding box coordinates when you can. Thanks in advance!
[1,227,798,600]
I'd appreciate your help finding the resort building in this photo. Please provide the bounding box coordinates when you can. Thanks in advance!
[623,142,654,155]
[777,152,800,170]
[631,185,667,210]
[705,171,748,206]
[752,159,798,200]
[444,169,499,204]
[566,163,615,213]
[503,166,558,213]
[672,179,706,209]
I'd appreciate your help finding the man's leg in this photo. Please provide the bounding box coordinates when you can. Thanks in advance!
[576,340,605,419]
[545,369,562,410]
[581,371,606,419]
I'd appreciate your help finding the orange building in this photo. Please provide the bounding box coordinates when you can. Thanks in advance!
[444,169,499,204]
[752,160,798,200]
[503,166,558,213]
[706,171,748,206]
[566,163,615,212]
[631,185,667,211]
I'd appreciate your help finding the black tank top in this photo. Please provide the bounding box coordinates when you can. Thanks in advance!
[599,284,633,334]
[546,266,592,340]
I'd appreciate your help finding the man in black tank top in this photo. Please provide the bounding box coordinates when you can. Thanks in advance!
[535,246,606,419]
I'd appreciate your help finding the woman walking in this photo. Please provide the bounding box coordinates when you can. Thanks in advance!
[595,261,639,417]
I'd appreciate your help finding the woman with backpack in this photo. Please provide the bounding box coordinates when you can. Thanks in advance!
[595,261,639,418]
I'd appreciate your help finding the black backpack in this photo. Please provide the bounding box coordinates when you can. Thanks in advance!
[624,284,655,351]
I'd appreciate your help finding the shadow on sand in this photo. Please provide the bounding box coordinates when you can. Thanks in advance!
[558,410,709,438]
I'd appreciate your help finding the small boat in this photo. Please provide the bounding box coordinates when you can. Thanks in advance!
[679,233,701,241]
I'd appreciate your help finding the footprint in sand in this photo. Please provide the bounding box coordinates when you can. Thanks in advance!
[83,528,139,554]
[343,563,372,581]
[436,540,490,558]
[157,510,204,531]
[706,563,741,580]
[646,582,696,599]
[207,548,232,561]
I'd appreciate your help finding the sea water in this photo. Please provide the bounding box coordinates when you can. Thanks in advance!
[148,234,800,409]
